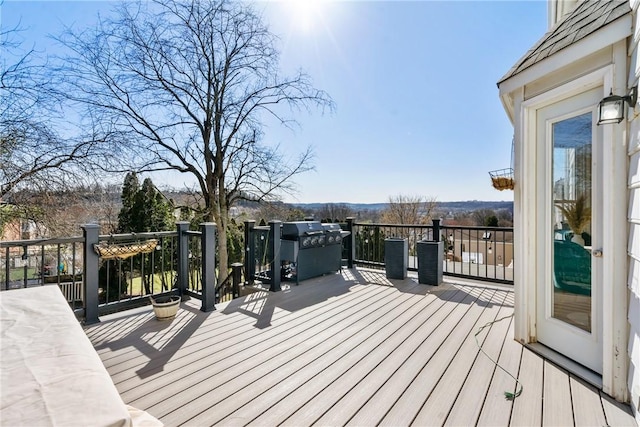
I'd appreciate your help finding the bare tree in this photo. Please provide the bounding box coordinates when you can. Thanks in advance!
[6,184,121,237]
[1,23,102,200]
[380,194,438,225]
[316,203,353,222]
[496,209,513,227]
[58,0,333,280]
[256,202,305,223]
[472,209,498,227]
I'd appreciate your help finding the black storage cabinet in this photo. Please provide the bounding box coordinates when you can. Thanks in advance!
[417,240,443,285]
[385,238,408,280]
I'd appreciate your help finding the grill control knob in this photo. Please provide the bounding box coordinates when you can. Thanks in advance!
[302,237,311,247]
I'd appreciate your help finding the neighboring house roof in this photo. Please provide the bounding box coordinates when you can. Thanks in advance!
[498,0,630,85]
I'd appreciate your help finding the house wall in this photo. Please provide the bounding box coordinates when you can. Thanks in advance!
[508,39,632,404]
[627,1,640,422]
[548,0,578,29]
[451,241,513,267]
[500,0,634,412]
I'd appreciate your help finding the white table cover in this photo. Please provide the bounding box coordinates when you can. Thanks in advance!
[1,286,133,427]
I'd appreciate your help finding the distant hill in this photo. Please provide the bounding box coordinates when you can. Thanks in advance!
[437,200,513,213]
[291,201,513,213]
[291,202,387,211]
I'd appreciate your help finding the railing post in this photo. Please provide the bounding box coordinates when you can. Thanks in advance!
[200,222,216,312]
[231,262,243,299]
[346,217,355,269]
[244,220,255,285]
[432,218,441,242]
[82,224,100,324]
[269,220,281,292]
[176,221,190,300]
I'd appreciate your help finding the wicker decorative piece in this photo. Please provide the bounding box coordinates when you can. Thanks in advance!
[94,239,159,260]
[489,168,515,191]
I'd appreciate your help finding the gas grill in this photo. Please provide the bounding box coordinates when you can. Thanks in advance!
[322,223,350,245]
[280,221,350,282]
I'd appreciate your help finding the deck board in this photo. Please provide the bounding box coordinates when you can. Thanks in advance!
[122,282,390,407]
[153,282,404,423]
[410,292,510,427]
[305,288,466,427]
[241,288,463,426]
[570,376,607,426]
[191,282,434,426]
[349,287,498,427]
[542,361,574,426]
[475,316,520,427]
[83,269,638,427]
[601,392,638,426]
[443,306,514,426]
[509,347,543,426]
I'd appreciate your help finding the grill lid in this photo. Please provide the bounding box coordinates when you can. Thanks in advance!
[321,223,342,232]
[321,223,350,245]
[282,221,325,238]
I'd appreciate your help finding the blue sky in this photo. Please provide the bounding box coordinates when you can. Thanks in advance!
[2,0,548,204]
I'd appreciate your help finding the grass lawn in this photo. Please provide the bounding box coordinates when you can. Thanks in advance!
[7,267,37,282]
[116,271,179,296]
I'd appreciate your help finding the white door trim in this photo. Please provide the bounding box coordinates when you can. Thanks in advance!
[535,91,603,373]
[518,64,629,398]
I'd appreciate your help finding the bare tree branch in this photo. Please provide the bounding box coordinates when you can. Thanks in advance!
[381,194,439,225]
[56,0,333,279]
[0,24,110,200]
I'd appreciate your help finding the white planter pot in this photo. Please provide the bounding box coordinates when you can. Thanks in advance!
[571,233,585,247]
[150,295,180,320]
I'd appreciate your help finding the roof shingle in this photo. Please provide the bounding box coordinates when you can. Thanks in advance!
[498,0,630,85]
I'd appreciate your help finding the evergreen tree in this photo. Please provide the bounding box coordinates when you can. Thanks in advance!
[117,176,175,295]
[117,172,139,232]
[133,178,155,232]
[485,215,499,227]
[118,176,173,233]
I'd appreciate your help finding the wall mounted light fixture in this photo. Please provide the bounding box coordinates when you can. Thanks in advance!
[597,86,637,125]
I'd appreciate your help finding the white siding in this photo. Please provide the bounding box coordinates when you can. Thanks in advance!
[628,3,640,420]
[548,0,578,29]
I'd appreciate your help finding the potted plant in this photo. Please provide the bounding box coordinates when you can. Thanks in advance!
[556,193,591,246]
[149,294,181,320]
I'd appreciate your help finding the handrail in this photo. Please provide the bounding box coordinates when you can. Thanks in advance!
[1,223,221,322]
[349,221,514,284]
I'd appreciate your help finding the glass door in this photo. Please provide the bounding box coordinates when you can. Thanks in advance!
[551,112,592,331]
[536,87,602,374]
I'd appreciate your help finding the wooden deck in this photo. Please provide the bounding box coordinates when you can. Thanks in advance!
[85,269,637,427]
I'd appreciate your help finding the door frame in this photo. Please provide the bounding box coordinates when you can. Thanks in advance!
[517,64,629,398]
[535,89,603,373]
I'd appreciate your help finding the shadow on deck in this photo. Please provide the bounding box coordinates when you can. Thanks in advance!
[85,268,636,427]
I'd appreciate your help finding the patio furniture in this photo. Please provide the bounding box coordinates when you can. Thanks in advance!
[553,240,591,296]
[0,286,162,426]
